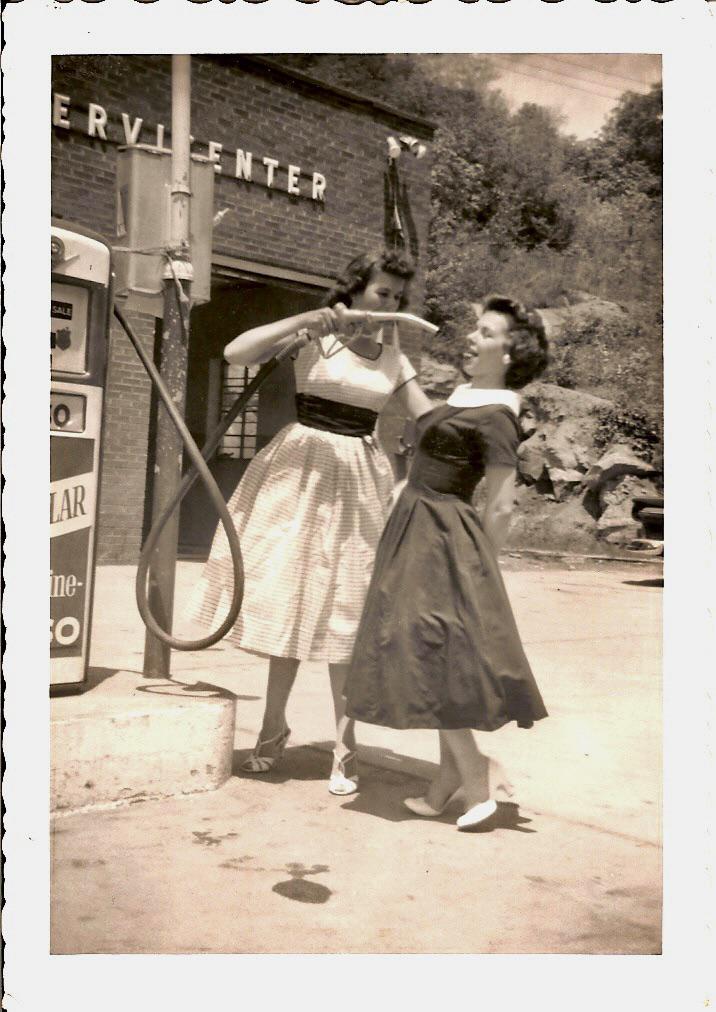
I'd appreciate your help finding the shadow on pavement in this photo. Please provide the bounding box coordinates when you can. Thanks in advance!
[135,679,243,701]
[231,741,537,832]
[83,667,122,692]
[231,744,333,784]
[352,743,439,783]
[338,779,433,823]
[342,786,536,832]
[231,741,439,786]
[622,578,663,588]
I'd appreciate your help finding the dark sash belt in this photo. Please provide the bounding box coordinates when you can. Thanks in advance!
[409,454,480,502]
[295,393,378,438]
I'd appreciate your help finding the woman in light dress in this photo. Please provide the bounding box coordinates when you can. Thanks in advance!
[188,251,432,795]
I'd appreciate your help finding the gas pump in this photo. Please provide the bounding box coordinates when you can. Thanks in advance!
[50,221,112,693]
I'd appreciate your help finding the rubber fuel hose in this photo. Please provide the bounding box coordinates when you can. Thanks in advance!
[114,305,310,650]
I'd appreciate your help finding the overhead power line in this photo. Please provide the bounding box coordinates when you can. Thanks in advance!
[538,54,659,89]
[520,56,657,98]
[506,57,629,95]
[489,56,623,101]
[492,57,624,100]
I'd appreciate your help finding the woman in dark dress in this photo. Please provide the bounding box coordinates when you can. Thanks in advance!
[345,296,549,830]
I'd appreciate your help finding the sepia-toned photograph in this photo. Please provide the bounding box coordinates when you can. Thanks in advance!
[46,51,666,956]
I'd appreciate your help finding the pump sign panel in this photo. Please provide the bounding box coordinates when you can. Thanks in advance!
[51,224,111,690]
[51,437,97,657]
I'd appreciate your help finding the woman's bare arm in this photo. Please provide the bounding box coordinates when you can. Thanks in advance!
[392,377,434,420]
[224,307,338,366]
[481,464,517,555]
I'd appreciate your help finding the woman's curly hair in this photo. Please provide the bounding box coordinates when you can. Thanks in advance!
[482,295,550,390]
[324,250,415,310]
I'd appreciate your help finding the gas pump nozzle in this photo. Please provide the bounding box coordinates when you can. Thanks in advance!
[334,308,439,338]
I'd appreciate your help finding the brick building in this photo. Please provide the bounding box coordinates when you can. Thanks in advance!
[51,54,434,563]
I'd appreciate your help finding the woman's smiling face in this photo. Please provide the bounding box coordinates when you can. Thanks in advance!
[461,310,512,377]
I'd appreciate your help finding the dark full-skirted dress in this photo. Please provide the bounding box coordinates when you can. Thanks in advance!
[345,402,548,732]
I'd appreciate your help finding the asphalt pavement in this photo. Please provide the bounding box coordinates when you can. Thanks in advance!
[50,557,663,954]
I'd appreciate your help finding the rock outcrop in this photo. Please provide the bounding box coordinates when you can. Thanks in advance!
[537,293,630,343]
[595,474,662,544]
[516,382,612,491]
[511,384,660,551]
[584,445,657,491]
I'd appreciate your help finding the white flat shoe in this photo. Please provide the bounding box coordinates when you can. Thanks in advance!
[456,799,498,831]
[403,789,461,818]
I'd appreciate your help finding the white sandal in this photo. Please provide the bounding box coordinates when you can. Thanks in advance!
[241,726,290,774]
[328,749,359,796]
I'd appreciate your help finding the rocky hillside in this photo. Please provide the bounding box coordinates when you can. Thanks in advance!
[510,383,661,553]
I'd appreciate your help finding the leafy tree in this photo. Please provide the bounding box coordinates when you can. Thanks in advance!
[606,83,662,179]
[568,83,662,201]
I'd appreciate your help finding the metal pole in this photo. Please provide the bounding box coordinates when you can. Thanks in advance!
[143,55,192,677]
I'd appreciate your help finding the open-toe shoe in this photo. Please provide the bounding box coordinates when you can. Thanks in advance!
[241,726,291,774]
[329,749,359,796]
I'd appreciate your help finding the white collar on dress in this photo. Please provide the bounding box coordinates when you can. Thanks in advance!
[446,384,521,416]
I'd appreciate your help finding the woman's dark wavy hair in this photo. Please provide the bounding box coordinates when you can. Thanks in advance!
[323,250,415,310]
[482,295,550,390]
